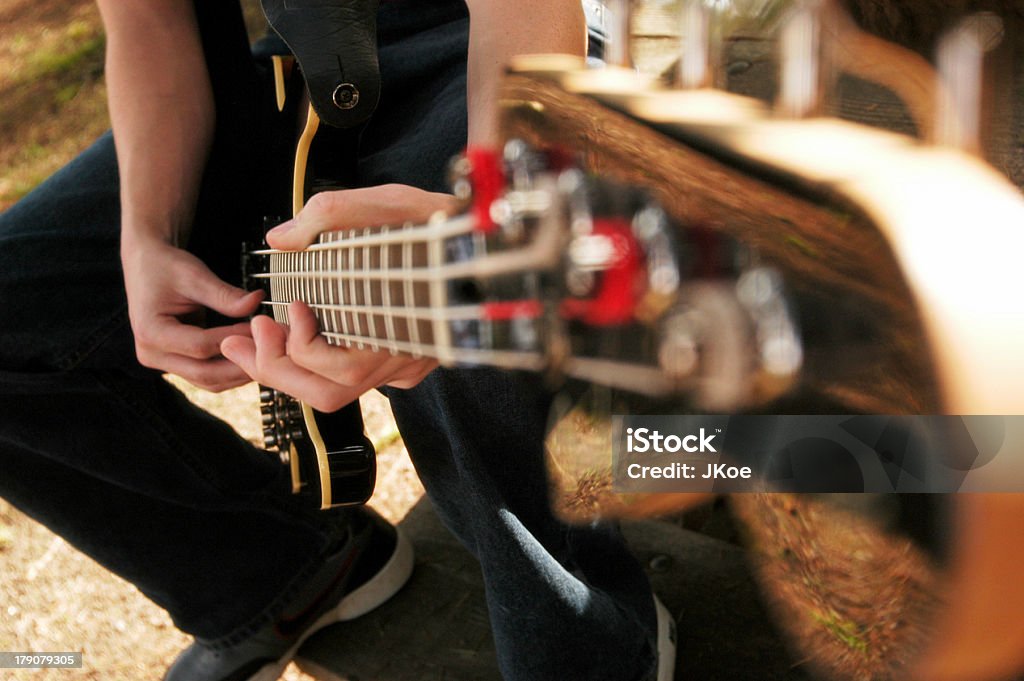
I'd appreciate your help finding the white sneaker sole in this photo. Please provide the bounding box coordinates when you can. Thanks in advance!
[247,526,415,681]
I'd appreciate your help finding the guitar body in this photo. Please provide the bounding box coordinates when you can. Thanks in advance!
[242,55,377,510]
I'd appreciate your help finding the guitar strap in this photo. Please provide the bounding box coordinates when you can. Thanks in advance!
[261,0,382,129]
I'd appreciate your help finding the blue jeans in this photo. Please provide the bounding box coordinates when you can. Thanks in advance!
[0,2,657,679]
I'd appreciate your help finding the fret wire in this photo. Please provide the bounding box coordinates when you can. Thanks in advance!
[250,214,473,255]
[337,237,350,348]
[337,232,350,346]
[328,239,339,339]
[289,252,296,306]
[402,226,420,356]
[319,239,328,334]
[269,249,279,323]
[473,230,491,351]
[362,227,377,351]
[281,253,288,322]
[280,252,286,312]
[305,250,312,306]
[295,251,301,317]
[380,225,398,355]
[347,236,362,348]
[300,250,308,308]
[287,251,292,322]
[317,241,327,334]
[427,220,452,364]
[275,253,282,317]
[308,250,315,306]
[285,252,293,324]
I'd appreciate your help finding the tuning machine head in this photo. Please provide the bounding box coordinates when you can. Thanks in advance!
[603,0,633,68]
[258,385,305,464]
[451,139,576,247]
[654,265,802,411]
[935,12,1007,155]
[774,0,845,119]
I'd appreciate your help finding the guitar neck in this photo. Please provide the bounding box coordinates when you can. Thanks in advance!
[247,86,806,410]
[248,171,788,402]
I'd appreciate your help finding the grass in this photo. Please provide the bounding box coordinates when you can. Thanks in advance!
[811,609,871,655]
[0,1,108,208]
[0,0,264,208]
[26,32,104,80]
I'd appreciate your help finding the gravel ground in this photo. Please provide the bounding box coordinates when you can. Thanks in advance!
[0,383,423,681]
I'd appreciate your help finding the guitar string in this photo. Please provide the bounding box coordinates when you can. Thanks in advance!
[316,329,545,371]
[254,198,551,360]
[260,300,488,320]
[249,214,474,256]
[257,241,675,396]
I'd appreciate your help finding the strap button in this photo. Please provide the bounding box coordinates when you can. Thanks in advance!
[332,83,360,110]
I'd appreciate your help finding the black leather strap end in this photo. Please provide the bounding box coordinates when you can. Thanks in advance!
[262,0,381,129]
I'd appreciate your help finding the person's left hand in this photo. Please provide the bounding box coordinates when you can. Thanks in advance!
[221,184,455,412]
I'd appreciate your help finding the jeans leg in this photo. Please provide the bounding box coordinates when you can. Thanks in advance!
[0,133,342,643]
[387,371,658,681]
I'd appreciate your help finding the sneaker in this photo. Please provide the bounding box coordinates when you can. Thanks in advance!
[163,507,414,681]
[654,595,677,681]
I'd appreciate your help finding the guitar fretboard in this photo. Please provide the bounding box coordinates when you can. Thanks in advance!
[253,215,469,359]
[251,212,556,377]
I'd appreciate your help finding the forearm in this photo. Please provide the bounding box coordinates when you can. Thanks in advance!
[98,0,214,249]
[464,0,586,146]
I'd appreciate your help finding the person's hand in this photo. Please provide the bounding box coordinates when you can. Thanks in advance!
[220,184,455,412]
[121,235,263,392]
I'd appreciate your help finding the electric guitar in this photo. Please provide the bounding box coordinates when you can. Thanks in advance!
[247,16,1024,679]
[245,52,806,511]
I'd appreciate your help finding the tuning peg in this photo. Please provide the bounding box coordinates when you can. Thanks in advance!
[677,0,712,89]
[604,0,632,68]
[776,0,840,118]
[935,12,1005,154]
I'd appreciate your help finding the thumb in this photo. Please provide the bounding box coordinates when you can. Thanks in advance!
[265,191,349,251]
[265,185,457,251]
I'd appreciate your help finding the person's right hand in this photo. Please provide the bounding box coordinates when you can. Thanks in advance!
[121,235,263,392]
